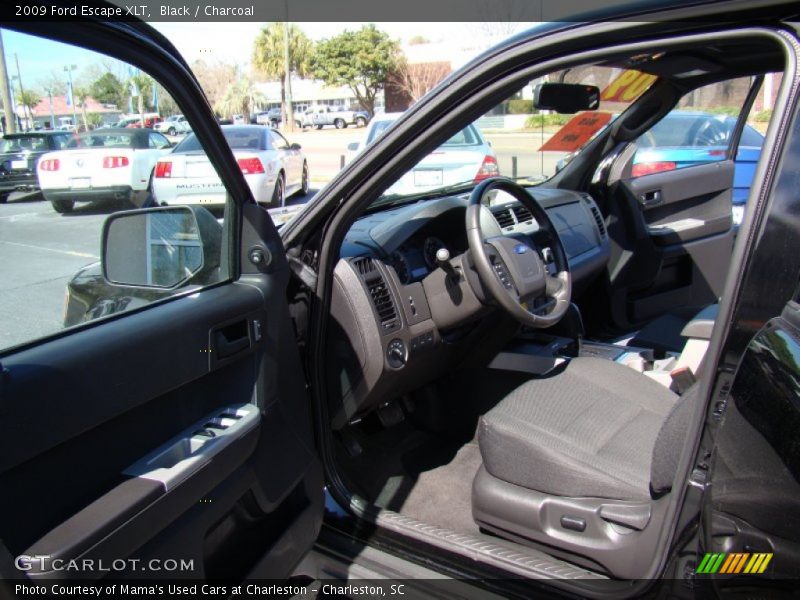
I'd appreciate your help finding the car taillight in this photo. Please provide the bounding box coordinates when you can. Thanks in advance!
[474,155,499,182]
[237,157,265,174]
[102,156,129,168]
[631,161,676,177]
[40,159,60,171]
[155,161,172,178]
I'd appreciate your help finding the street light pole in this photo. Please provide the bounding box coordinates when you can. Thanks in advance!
[64,64,77,130]
[15,53,28,130]
[283,13,295,133]
[0,30,17,134]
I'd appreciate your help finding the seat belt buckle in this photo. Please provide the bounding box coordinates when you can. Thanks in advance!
[670,366,696,394]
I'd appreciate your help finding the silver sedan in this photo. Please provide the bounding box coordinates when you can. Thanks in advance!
[152,125,309,207]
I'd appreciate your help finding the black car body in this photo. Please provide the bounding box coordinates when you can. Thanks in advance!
[3,1,800,597]
[0,131,71,202]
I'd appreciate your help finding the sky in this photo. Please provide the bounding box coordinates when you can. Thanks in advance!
[1,22,532,94]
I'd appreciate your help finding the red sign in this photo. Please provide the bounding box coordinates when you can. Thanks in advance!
[539,111,613,153]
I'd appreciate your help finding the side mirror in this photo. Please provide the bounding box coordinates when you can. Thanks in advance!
[102,206,221,288]
[290,142,302,150]
[347,142,359,152]
[533,83,600,114]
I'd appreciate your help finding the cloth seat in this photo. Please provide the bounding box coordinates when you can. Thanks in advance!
[478,357,680,501]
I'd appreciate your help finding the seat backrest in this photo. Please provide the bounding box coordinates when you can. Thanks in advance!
[650,385,698,496]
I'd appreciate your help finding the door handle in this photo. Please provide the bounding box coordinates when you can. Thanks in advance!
[214,321,250,359]
[639,190,663,207]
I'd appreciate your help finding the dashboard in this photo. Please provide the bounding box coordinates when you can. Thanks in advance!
[327,187,610,427]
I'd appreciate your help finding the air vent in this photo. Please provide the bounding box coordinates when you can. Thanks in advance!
[492,207,515,229]
[581,194,607,238]
[351,256,376,276]
[512,205,533,223]
[367,276,398,331]
[590,206,606,237]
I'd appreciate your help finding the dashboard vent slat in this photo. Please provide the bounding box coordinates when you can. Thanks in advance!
[367,277,398,330]
[352,256,376,276]
[581,194,607,238]
[492,208,515,229]
[512,205,533,223]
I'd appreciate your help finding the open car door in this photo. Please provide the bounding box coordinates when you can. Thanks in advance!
[602,76,763,332]
[0,19,322,584]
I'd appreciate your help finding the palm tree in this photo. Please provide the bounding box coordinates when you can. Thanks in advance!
[215,76,265,119]
[252,23,313,117]
[127,73,154,124]
[72,87,91,131]
[16,89,41,130]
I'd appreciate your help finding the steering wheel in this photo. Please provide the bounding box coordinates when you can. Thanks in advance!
[467,177,571,329]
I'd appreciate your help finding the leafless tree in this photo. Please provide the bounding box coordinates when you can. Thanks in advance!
[390,60,451,104]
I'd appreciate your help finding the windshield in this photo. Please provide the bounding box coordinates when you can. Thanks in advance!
[371,66,656,208]
[1,135,49,153]
[66,131,139,149]
[174,127,264,153]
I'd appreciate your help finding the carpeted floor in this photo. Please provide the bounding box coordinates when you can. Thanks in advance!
[383,442,483,535]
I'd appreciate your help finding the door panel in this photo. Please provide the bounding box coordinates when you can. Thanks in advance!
[0,20,322,583]
[605,161,735,329]
[0,277,321,579]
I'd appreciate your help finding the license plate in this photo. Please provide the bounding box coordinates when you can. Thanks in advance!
[68,178,91,189]
[185,163,216,178]
[11,160,27,170]
[413,169,443,186]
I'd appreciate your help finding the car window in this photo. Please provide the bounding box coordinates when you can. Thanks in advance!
[270,131,290,150]
[631,76,761,178]
[0,31,231,353]
[1,135,49,152]
[149,132,171,149]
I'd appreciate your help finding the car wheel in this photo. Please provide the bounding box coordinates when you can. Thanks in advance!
[168,127,176,136]
[0,192,9,204]
[334,119,346,129]
[51,198,75,213]
[272,173,285,207]
[355,116,367,127]
[316,125,323,130]
[295,120,303,129]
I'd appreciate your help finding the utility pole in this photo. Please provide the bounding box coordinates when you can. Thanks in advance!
[64,64,77,130]
[0,29,17,134]
[283,15,295,133]
[15,53,28,130]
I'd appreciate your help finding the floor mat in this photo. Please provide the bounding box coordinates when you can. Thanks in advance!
[379,442,483,536]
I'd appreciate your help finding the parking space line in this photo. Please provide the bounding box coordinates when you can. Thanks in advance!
[0,212,41,221]
[0,240,99,259]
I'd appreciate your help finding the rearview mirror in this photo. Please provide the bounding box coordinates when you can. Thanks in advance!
[102,206,221,288]
[347,142,359,152]
[533,83,600,114]
[290,142,302,150]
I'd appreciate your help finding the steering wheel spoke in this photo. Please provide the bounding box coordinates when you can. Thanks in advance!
[467,177,572,329]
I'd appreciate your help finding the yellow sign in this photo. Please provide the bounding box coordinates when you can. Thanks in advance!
[600,70,658,103]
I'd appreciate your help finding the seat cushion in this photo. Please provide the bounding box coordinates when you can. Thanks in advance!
[478,357,678,501]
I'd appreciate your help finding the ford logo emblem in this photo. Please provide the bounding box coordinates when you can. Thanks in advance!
[513,244,528,254]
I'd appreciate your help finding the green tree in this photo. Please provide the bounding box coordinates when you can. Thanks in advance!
[72,86,91,131]
[312,25,399,116]
[215,76,265,119]
[128,73,154,122]
[16,89,41,129]
[90,72,125,107]
[252,23,313,114]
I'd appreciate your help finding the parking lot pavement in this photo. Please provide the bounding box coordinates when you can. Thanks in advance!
[0,188,318,351]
